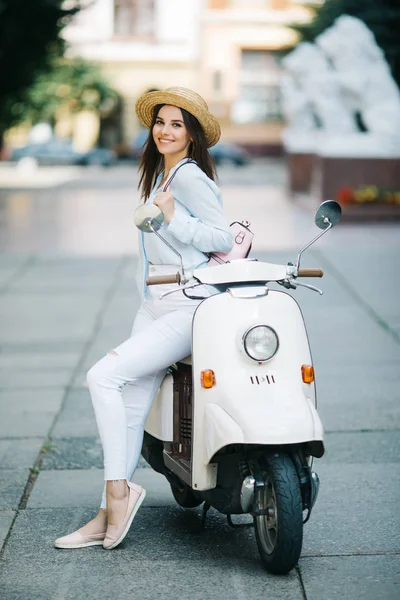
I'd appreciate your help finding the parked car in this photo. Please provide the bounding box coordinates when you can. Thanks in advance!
[131,129,251,166]
[10,140,116,167]
[210,142,251,166]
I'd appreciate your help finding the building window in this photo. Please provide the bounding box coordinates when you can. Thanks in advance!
[114,0,155,37]
[231,50,283,123]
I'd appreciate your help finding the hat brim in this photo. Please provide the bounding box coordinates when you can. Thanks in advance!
[135,91,221,148]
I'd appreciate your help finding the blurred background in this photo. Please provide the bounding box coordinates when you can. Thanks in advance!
[1,0,318,161]
[1,0,399,218]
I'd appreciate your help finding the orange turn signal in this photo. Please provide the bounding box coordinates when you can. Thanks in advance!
[302,365,314,384]
[201,370,216,389]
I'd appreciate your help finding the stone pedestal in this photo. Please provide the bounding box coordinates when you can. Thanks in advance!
[312,156,400,221]
[286,152,315,194]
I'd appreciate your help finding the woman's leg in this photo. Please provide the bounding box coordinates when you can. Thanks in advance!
[87,306,195,524]
[55,305,156,544]
[98,372,166,510]
[98,304,157,511]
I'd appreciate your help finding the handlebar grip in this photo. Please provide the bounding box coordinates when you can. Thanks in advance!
[298,269,324,278]
[146,273,180,285]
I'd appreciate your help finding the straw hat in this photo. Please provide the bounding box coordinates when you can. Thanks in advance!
[135,87,221,148]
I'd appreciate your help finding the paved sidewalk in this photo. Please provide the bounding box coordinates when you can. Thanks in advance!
[0,172,399,599]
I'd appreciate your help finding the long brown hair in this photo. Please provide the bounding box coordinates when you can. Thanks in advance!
[138,104,217,200]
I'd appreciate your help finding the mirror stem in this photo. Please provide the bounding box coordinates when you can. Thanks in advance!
[149,225,186,282]
[295,221,332,272]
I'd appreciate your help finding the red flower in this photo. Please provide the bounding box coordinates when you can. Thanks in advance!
[337,187,354,205]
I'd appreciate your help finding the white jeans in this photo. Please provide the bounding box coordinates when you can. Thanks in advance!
[86,275,199,510]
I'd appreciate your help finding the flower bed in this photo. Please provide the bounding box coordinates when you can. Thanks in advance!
[337,186,400,205]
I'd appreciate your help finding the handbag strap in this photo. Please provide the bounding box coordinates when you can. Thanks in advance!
[162,158,195,192]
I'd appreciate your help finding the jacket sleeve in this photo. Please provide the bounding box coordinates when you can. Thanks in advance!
[166,168,233,253]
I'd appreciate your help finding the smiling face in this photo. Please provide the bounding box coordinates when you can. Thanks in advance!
[152,105,192,159]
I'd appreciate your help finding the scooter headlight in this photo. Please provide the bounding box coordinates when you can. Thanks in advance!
[243,325,279,362]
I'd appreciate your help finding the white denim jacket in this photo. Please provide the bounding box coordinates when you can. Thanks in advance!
[137,158,233,298]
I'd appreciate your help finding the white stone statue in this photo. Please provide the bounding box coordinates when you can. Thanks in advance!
[281,41,356,151]
[281,15,400,157]
[316,15,400,136]
[280,73,315,132]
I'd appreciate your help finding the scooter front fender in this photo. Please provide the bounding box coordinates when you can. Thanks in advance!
[204,396,324,464]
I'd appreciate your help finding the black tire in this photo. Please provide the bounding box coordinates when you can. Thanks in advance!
[253,452,303,574]
[170,483,203,508]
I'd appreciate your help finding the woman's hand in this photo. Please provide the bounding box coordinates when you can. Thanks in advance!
[154,186,175,223]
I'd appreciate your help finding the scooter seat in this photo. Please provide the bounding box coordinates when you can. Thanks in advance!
[178,355,192,365]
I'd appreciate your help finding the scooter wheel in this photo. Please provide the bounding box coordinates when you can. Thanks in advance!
[170,483,203,508]
[253,452,303,575]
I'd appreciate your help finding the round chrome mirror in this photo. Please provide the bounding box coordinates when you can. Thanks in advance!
[133,204,164,232]
[315,200,342,230]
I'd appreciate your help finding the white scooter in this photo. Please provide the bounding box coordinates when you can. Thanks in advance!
[134,200,341,574]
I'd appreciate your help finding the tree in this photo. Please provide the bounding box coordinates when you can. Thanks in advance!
[0,0,84,139]
[293,0,400,87]
[21,57,119,125]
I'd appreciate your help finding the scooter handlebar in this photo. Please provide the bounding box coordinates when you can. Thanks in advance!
[146,273,181,285]
[297,269,324,278]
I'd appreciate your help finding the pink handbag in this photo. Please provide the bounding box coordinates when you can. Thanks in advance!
[208,220,254,266]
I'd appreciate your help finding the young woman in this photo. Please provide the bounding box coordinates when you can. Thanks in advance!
[55,87,233,550]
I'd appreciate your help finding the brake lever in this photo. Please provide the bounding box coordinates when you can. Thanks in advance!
[159,279,202,299]
[295,280,323,295]
[278,278,323,295]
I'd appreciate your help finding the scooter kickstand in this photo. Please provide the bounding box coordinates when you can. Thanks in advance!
[227,514,253,529]
[201,502,211,529]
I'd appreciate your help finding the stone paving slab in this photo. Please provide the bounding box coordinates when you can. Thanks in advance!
[40,437,103,470]
[299,554,400,600]
[0,292,101,345]
[0,389,65,438]
[0,352,78,370]
[305,312,400,360]
[0,340,86,354]
[28,468,174,509]
[0,470,29,510]
[51,389,98,438]
[0,507,303,600]
[39,436,149,471]
[7,256,124,293]
[27,469,104,509]
[302,463,400,555]
[0,439,42,469]
[315,363,400,431]
[0,259,29,288]
[0,256,30,267]
[0,510,15,550]
[323,431,400,463]
[0,369,72,390]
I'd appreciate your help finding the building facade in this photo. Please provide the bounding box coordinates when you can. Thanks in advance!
[64,0,203,148]
[63,0,314,151]
[200,0,313,150]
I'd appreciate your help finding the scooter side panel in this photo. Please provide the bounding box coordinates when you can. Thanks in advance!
[191,289,322,490]
[144,373,173,442]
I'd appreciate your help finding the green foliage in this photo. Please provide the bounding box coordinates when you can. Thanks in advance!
[292,0,400,86]
[0,0,84,131]
[20,57,119,124]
